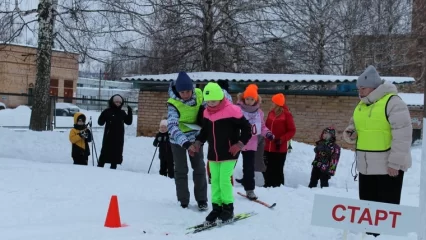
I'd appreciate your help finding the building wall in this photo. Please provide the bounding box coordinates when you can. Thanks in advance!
[0,44,79,107]
[137,91,422,149]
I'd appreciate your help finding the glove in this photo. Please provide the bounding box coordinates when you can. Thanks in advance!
[157,136,163,141]
[79,130,88,139]
[229,141,244,156]
[265,132,274,141]
[127,105,132,112]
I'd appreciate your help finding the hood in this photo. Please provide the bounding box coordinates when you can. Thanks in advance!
[319,127,336,143]
[236,92,261,113]
[108,94,124,109]
[361,81,398,104]
[73,112,86,124]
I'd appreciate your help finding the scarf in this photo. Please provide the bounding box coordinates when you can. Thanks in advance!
[206,99,228,114]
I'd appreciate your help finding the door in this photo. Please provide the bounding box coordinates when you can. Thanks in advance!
[63,80,73,103]
[50,79,58,96]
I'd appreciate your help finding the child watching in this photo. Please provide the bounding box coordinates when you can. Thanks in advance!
[153,119,174,178]
[308,127,341,188]
[69,113,92,165]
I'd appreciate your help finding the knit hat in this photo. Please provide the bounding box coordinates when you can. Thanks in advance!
[160,119,167,127]
[175,71,194,92]
[217,80,229,91]
[243,84,259,101]
[203,82,224,101]
[272,93,285,106]
[356,65,383,89]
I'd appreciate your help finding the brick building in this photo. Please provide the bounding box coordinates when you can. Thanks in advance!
[350,0,426,93]
[0,43,79,107]
[123,72,417,149]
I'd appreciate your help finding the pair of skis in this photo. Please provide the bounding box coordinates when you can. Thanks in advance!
[186,192,276,234]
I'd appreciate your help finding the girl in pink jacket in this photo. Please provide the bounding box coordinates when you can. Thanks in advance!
[236,84,274,200]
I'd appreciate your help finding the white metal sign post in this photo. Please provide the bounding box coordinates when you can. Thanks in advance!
[312,194,419,238]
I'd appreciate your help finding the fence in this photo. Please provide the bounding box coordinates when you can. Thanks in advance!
[0,92,138,131]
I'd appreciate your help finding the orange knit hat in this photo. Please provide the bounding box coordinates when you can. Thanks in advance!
[243,84,259,101]
[272,93,285,106]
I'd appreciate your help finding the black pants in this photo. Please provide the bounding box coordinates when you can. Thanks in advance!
[73,157,88,166]
[359,170,405,237]
[160,157,174,178]
[240,151,255,191]
[263,151,287,188]
[98,161,117,169]
[308,167,330,188]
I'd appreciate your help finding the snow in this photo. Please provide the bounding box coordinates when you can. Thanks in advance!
[399,93,424,106]
[122,72,415,84]
[0,109,422,239]
[0,106,137,136]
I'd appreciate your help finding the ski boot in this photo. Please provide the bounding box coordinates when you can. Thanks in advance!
[198,201,208,211]
[203,203,222,226]
[219,203,234,223]
[246,190,258,200]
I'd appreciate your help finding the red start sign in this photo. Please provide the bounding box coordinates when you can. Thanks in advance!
[331,204,402,228]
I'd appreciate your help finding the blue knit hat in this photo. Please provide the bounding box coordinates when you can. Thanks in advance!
[175,71,194,92]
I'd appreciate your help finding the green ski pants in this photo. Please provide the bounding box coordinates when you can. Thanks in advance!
[208,160,237,205]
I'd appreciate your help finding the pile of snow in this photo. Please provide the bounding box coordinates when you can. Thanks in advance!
[0,106,137,136]
[0,127,421,239]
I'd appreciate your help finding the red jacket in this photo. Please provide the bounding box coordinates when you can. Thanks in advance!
[264,106,296,153]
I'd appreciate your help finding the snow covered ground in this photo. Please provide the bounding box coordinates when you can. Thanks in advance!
[0,106,138,136]
[0,108,422,239]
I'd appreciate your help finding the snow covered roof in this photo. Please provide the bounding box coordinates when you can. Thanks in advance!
[122,72,414,84]
[399,93,424,106]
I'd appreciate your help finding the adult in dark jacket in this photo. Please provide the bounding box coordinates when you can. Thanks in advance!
[97,94,133,169]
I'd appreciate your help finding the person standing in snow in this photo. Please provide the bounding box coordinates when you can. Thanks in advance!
[167,71,208,210]
[69,113,92,165]
[263,93,296,187]
[153,119,174,178]
[234,84,274,200]
[192,82,252,224]
[97,94,133,169]
[206,79,234,184]
[308,127,341,188]
[342,65,412,237]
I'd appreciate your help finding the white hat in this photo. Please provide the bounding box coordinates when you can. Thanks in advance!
[160,119,167,127]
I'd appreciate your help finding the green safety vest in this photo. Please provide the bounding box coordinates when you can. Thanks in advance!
[353,93,395,152]
[167,88,203,133]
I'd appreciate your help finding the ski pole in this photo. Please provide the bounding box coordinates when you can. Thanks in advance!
[148,144,159,174]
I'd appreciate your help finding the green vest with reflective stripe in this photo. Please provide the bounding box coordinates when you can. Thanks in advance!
[167,88,203,133]
[353,93,395,152]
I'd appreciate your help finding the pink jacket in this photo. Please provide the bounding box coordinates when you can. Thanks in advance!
[236,99,271,151]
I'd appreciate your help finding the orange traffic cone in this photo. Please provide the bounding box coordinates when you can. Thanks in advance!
[104,195,124,228]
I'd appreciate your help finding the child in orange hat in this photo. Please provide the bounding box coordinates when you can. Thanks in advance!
[263,93,296,187]
[235,84,274,200]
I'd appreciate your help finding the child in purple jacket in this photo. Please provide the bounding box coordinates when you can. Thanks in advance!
[308,127,341,188]
[236,84,274,200]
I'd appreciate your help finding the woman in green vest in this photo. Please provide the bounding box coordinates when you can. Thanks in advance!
[167,71,208,211]
[343,65,412,237]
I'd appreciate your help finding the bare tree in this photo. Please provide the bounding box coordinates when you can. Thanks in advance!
[1,0,155,130]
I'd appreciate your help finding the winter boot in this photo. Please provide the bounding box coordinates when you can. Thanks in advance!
[235,178,243,184]
[219,203,234,223]
[198,201,208,211]
[205,203,222,224]
[246,190,258,200]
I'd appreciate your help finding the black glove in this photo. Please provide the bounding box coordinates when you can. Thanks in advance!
[127,105,132,112]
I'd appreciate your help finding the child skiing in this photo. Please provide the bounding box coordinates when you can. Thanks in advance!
[153,119,174,178]
[308,127,341,188]
[191,82,252,224]
[69,113,92,165]
[235,84,274,200]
